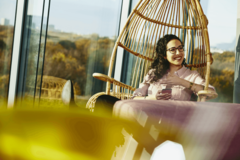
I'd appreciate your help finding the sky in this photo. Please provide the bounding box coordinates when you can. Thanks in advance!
[201,0,238,46]
[48,0,122,37]
[0,0,239,47]
[0,0,17,25]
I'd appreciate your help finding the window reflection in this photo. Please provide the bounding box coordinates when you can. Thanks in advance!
[0,0,17,106]
[42,0,122,105]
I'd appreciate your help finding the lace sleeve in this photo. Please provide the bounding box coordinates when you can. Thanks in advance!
[132,69,155,99]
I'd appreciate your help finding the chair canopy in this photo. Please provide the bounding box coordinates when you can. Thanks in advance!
[87,0,215,111]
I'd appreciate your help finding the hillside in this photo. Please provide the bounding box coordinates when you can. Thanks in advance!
[209,51,235,102]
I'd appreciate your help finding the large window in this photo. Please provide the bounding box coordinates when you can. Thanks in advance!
[0,0,17,106]
[40,0,122,106]
[201,0,238,103]
[8,0,239,105]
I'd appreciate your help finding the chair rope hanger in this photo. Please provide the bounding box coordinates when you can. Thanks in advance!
[86,0,218,111]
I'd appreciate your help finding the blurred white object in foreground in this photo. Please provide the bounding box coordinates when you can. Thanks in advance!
[151,140,185,160]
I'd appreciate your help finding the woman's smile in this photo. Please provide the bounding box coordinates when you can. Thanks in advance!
[165,39,184,66]
[174,56,182,61]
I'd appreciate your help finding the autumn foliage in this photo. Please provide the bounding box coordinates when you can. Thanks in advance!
[43,35,115,96]
[209,51,235,102]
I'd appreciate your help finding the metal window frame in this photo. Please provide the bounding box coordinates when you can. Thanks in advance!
[8,0,26,108]
[114,0,131,81]
[8,0,52,107]
[36,0,51,105]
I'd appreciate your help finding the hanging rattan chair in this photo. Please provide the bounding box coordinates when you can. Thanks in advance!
[86,0,218,111]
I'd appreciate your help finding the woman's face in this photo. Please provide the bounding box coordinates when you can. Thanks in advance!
[165,39,184,66]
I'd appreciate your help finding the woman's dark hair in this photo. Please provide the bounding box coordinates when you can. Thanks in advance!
[150,34,186,83]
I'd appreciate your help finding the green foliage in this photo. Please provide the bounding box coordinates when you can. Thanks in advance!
[0,26,14,98]
[59,40,76,50]
[0,39,6,50]
[210,68,234,102]
[209,51,235,103]
[212,51,235,63]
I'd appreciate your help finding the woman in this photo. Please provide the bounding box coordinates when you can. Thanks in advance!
[133,34,216,100]
[95,34,216,115]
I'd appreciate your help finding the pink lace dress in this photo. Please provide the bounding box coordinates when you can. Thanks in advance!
[133,66,215,101]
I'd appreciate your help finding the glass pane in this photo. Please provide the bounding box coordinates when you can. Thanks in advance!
[130,0,139,10]
[18,0,50,105]
[0,0,17,106]
[202,0,238,103]
[34,0,50,104]
[41,0,122,106]
[121,0,142,87]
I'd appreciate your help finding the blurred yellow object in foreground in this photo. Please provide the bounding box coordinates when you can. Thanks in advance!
[0,107,132,160]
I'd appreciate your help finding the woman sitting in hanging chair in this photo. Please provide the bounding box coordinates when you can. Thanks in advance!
[133,34,216,101]
[94,34,216,115]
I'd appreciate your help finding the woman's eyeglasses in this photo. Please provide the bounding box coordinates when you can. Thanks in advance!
[166,45,184,54]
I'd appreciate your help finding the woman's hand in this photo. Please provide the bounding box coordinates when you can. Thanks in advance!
[156,90,171,100]
[165,73,184,85]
